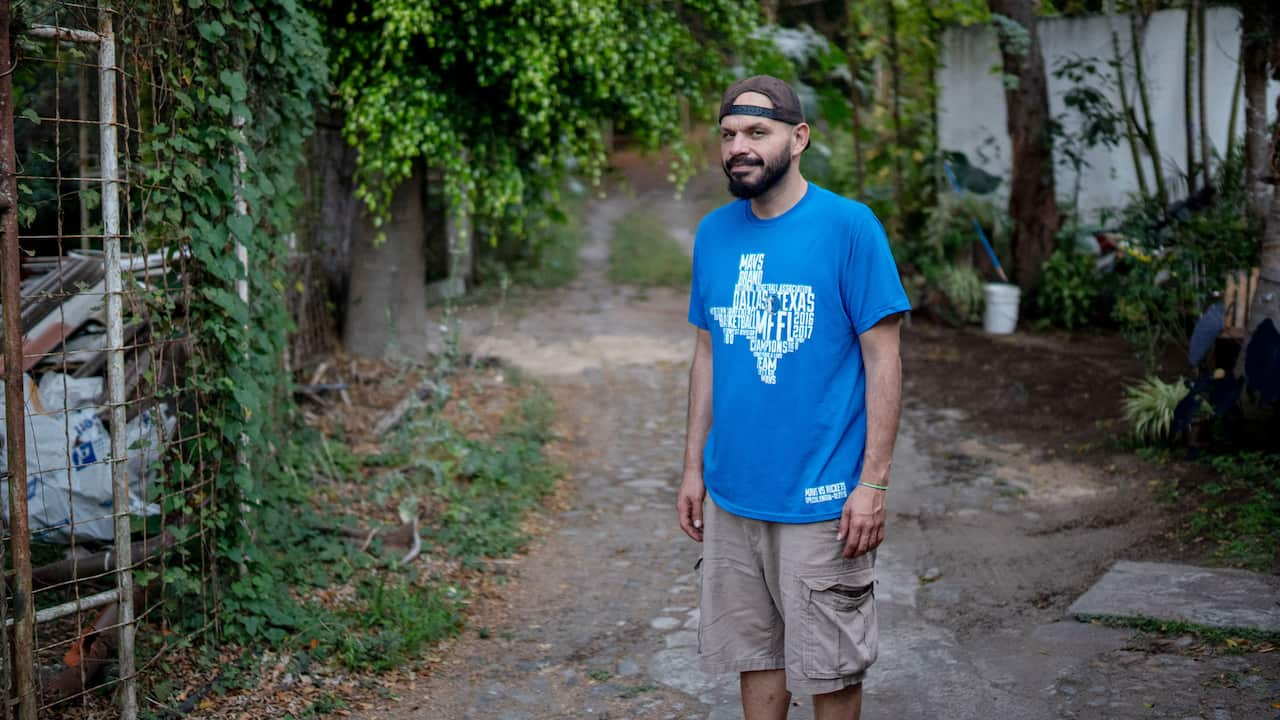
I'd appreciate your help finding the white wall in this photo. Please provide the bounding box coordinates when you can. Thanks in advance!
[938,7,1279,219]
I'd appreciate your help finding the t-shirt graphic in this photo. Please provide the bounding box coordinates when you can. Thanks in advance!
[708,252,815,384]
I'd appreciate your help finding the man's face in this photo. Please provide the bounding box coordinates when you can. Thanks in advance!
[720,92,796,199]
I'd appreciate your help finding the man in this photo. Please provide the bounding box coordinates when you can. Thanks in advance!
[677,75,910,720]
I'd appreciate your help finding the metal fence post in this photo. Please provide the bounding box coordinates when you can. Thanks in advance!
[0,1,37,717]
[99,3,137,718]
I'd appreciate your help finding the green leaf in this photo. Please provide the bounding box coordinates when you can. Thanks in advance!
[227,214,254,243]
[197,20,226,42]
[219,70,248,103]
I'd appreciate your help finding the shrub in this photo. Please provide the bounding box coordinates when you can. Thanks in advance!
[1122,376,1190,443]
[932,264,984,325]
[1032,247,1100,329]
[608,210,692,287]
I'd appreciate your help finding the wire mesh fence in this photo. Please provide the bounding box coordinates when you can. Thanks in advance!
[3,2,221,717]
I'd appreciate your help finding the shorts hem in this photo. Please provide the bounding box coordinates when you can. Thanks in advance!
[699,655,785,675]
[785,672,866,696]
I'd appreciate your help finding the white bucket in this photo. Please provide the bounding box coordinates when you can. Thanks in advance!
[982,282,1021,334]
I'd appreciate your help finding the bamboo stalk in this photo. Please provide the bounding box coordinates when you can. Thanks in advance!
[1113,22,1151,199]
[1131,9,1167,205]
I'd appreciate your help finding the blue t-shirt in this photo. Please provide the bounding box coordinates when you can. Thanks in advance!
[687,183,911,523]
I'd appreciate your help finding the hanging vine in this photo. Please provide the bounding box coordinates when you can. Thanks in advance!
[314,0,758,242]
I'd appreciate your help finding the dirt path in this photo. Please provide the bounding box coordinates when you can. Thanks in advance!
[352,174,1279,720]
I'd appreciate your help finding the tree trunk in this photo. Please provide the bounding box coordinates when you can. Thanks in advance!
[1226,61,1243,163]
[304,111,359,325]
[1238,7,1280,378]
[1242,0,1270,227]
[988,0,1059,291]
[1196,1,1210,189]
[343,161,430,360]
[1184,1,1197,194]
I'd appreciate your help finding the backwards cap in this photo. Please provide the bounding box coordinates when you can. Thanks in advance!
[718,75,806,125]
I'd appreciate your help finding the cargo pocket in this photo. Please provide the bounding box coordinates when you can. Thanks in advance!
[799,569,877,680]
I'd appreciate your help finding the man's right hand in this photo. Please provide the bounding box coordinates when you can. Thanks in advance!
[676,471,706,542]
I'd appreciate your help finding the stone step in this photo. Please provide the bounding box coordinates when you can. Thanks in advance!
[1068,561,1280,634]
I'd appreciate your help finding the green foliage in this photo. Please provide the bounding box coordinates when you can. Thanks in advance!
[1032,247,1100,329]
[1122,376,1190,443]
[475,191,588,290]
[990,14,1032,72]
[1050,54,1125,225]
[1151,451,1280,572]
[374,384,562,565]
[1110,145,1257,368]
[608,209,692,288]
[316,0,758,244]
[933,264,984,325]
[1195,452,1280,570]
[918,193,1008,273]
[1080,614,1280,651]
[177,374,560,681]
[307,574,463,672]
[827,1,989,222]
[900,193,1005,324]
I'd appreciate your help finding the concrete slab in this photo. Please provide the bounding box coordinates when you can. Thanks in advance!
[1068,561,1280,633]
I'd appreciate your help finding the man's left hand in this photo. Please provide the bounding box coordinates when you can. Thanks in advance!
[837,483,886,558]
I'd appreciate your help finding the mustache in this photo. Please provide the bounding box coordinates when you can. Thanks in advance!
[726,155,763,168]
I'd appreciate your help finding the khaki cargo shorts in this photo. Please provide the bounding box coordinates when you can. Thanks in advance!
[697,495,878,696]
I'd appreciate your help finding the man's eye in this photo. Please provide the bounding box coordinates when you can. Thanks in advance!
[751,130,766,138]
[721,131,733,140]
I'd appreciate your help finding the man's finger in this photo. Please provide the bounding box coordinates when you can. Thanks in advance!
[677,493,704,542]
[843,521,863,558]
[837,506,852,543]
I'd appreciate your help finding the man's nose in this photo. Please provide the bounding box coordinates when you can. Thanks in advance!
[729,134,751,156]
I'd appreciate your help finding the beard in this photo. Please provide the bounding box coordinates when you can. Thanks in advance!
[724,149,791,199]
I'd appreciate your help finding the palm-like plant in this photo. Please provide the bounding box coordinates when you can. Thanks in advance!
[1122,376,1190,443]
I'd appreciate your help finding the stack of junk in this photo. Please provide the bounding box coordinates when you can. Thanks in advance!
[1,249,186,543]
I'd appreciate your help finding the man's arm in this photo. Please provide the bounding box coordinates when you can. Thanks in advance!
[677,328,713,542]
[838,313,903,558]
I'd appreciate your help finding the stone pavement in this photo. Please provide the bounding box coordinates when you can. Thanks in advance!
[377,189,1280,720]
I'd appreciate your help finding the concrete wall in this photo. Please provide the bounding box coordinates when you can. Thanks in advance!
[938,7,1279,219]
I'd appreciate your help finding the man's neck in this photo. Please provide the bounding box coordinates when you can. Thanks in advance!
[749,171,808,220]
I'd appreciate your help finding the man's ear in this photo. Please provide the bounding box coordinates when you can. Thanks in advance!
[793,123,811,155]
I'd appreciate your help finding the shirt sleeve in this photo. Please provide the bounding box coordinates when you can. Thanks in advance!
[842,205,912,335]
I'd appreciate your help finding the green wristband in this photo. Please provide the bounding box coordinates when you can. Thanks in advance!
[859,481,888,491]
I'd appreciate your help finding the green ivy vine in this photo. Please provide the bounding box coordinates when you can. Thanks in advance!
[313,0,759,240]
[120,0,326,636]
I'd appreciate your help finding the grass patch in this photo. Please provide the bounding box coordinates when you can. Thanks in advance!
[1077,614,1280,653]
[1150,450,1280,572]
[388,386,560,564]
[608,209,691,287]
[141,366,563,712]
[619,683,658,698]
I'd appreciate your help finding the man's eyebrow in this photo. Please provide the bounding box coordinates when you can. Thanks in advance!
[721,122,772,133]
